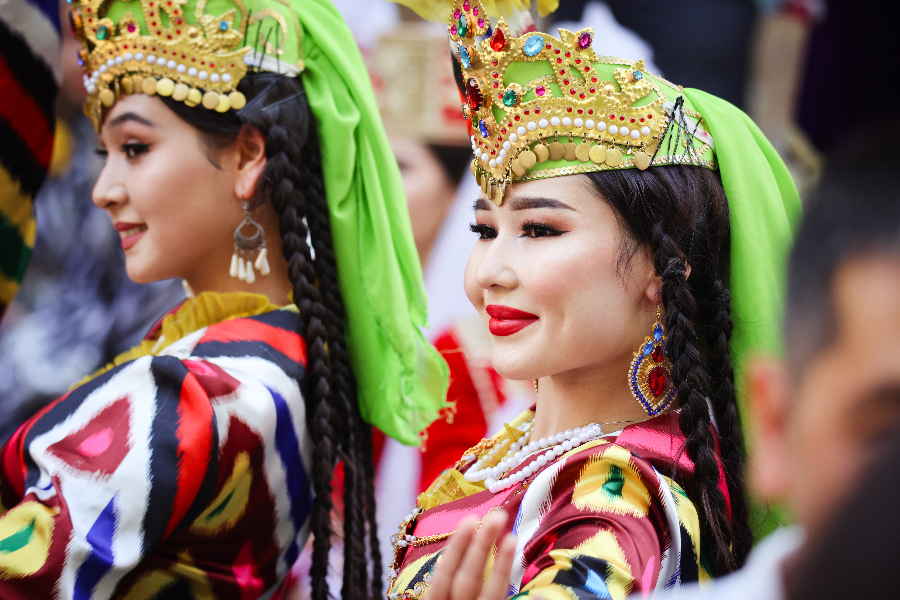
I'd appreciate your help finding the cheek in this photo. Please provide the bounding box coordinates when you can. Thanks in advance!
[464,246,485,312]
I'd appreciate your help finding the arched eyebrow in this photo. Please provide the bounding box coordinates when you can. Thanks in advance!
[473,195,576,211]
[106,112,156,129]
[508,196,575,211]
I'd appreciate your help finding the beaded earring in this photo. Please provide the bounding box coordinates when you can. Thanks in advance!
[629,306,677,417]
[230,203,270,284]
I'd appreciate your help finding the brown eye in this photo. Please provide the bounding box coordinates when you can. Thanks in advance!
[522,223,565,238]
[122,143,150,159]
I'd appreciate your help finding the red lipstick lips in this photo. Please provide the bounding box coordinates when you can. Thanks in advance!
[486,304,538,336]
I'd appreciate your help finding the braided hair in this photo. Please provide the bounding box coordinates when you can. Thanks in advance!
[161,74,380,599]
[587,165,752,575]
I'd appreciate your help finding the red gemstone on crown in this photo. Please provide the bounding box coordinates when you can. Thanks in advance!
[578,32,593,49]
[490,27,506,51]
[473,6,478,15]
[631,118,636,123]
[463,0,470,10]
[466,78,484,110]
[648,366,668,397]
[127,23,136,32]
[535,85,545,96]
[535,108,540,114]
[652,345,665,362]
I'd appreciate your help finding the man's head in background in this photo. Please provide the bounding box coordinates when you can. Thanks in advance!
[749,123,900,534]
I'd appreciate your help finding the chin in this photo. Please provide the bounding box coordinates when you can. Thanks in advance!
[490,343,545,381]
[124,258,169,285]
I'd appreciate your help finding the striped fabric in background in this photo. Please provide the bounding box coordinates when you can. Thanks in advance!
[0,0,61,319]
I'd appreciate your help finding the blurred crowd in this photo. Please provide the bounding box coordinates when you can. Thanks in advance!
[1,0,897,598]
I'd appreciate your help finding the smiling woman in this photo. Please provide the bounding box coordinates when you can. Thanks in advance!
[0,0,448,599]
[385,1,800,599]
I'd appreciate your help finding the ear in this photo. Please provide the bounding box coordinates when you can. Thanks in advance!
[746,355,792,504]
[643,253,692,305]
[233,126,267,201]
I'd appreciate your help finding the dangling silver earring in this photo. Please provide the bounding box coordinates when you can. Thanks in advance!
[230,202,270,283]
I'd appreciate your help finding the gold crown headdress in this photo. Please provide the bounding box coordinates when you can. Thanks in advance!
[68,0,304,130]
[447,0,717,204]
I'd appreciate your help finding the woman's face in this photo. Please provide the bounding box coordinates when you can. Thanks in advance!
[93,94,245,285]
[464,175,660,382]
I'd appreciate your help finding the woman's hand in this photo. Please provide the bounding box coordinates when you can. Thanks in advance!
[427,510,523,600]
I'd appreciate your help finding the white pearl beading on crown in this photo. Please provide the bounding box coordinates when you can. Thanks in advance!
[463,419,607,494]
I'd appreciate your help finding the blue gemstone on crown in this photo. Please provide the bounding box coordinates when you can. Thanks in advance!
[459,46,472,69]
[219,20,229,31]
[633,70,643,80]
[523,35,544,57]
[478,119,490,138]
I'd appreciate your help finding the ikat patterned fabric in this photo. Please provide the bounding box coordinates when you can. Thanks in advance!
[0,304,312,599]
[391,410,725,599]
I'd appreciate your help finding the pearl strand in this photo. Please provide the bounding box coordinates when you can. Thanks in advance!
[481,423,606,493]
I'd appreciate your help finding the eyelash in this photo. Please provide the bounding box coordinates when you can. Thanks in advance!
[94,143,150,160]
[469,222,567,240]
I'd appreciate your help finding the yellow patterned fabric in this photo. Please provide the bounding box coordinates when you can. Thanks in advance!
[389,410,718,599]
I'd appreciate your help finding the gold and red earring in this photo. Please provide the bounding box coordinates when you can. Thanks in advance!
[629,306,677,417]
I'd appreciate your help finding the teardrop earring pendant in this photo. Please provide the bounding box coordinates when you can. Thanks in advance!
[628,306,677,417]
[230,203,270,283]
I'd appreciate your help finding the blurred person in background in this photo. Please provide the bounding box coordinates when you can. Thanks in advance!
[0,1,184,444]
[653,126,900,599]
[784,429,900,600]
[0,0,60,321]
[372,21,534,553]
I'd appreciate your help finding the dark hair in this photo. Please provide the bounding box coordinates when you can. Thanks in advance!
[784,425,900,600]
[427,142,474,185]
[161,74,380,600]
[586,165,751,575]
[784,125,900,375]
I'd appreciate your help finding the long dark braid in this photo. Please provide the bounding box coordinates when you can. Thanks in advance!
[300,167,382,597]
[161,74,380,599]
[587,165,751,575]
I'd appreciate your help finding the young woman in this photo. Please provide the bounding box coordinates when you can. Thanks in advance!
[0,1,447,599]
[385,2,800,598]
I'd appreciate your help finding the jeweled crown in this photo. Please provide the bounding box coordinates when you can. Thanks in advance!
[448,0,716,204]
[69,0,304,130]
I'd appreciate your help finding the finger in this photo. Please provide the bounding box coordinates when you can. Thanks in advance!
[428,516,479,600]
[455,511,510,600]
[478,533,517,600]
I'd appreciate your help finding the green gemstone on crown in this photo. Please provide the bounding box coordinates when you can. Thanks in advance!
[457,16,468,37]
[96,24,109,40]
[502,89,518,107]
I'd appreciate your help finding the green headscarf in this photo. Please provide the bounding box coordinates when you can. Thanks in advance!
[296,0,449,445]
[72,0,449,444]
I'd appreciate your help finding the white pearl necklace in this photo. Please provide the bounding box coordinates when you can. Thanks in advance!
[464,419,607,494]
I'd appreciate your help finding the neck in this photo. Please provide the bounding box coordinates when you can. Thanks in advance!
[530,358,650,440]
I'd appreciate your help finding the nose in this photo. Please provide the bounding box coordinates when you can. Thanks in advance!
[92,160,128,211]
[472,233,518,291]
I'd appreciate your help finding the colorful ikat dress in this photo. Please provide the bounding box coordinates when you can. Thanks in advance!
[388,409,727,599]
[0,292,313,599]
